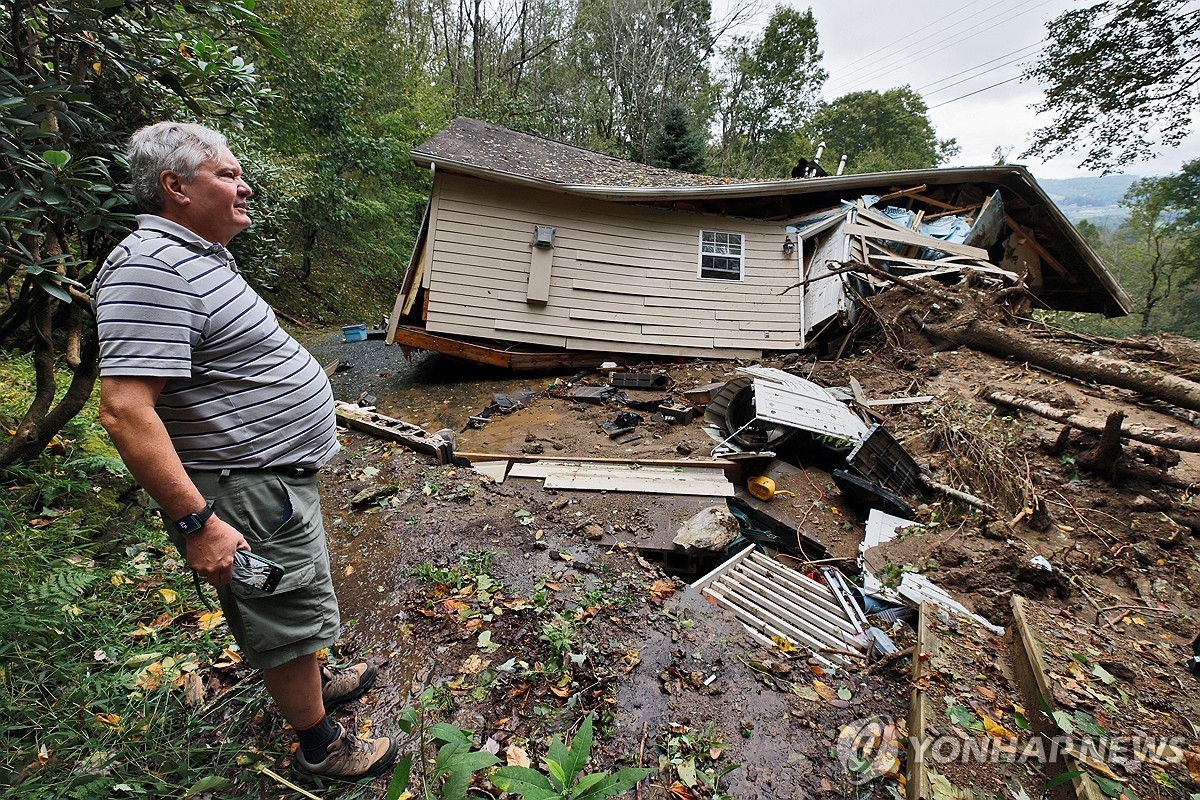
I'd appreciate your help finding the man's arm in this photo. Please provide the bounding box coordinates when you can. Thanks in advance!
[98,375,248,585]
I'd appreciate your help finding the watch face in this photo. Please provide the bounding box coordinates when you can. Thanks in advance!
[177,514,203,534]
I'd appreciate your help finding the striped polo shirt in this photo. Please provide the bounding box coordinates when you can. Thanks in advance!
[93,215,339,470]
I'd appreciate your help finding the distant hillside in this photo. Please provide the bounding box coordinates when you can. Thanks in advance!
[1035,173,1141,226]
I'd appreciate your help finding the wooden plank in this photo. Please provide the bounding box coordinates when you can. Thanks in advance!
[1004,214,1072,280]
[1010,597,1108,800]
[859,244,1019,279]
[391,325,512,368]
[878,184,927,203]
[461,452,737,470]
[691,543,757,591]
[907,603,934,800]
[864,395,934,407]
[843,223,991,261]
[396,324,635,372]
[510,465,725,482]
[543,473,734,495]
[703,585,844,665]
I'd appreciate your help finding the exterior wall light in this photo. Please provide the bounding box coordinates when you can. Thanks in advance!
[782,235,796,256]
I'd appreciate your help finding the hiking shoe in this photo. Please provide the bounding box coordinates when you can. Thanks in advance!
[321,662,377,709]
[293,723,399,780]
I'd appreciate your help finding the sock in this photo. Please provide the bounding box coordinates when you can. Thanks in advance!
[296,715,339,763]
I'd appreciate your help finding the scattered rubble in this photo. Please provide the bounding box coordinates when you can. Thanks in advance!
[308,279,1200,798]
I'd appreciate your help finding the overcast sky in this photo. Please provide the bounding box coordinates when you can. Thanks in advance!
[720,0,1200,180]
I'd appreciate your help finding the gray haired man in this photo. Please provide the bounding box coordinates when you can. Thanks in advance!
[94,121,397,780]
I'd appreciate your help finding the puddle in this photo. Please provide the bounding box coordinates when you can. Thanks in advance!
[305,332,565,433]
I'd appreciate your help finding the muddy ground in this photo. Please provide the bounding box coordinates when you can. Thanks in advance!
[299,317,1200,799]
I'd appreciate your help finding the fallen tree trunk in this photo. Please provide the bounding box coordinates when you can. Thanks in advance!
[917,316,1200,413]
[981,388,1200,453]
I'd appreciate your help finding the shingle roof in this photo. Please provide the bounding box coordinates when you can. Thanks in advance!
[411,117,739,188]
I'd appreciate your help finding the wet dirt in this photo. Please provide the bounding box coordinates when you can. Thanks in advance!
[300,324,1200,799]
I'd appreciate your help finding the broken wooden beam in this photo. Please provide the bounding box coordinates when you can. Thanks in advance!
[980,387,1200,452]
[334,401,454,463]
[844,223,991,261]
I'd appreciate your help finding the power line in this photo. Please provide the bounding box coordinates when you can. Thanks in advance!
[824,0,997,89]
[926,74,1024,110]
[827,0,1046,96]
[919,41,1044,97]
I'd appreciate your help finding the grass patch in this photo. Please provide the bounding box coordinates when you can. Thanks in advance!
[0,353,291,798]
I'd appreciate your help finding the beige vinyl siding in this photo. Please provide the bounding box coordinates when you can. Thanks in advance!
[424,173,803,355]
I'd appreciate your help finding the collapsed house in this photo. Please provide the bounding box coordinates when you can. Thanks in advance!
[388,117,1131,370]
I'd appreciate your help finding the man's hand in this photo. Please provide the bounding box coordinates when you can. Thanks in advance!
[186,514,250,585]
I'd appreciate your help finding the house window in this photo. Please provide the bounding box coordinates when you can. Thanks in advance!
[698,230,744,280]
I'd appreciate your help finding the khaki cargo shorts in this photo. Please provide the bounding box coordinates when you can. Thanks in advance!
[177,469,341,670]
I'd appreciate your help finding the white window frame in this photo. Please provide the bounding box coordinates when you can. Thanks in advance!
[697,230,744,281]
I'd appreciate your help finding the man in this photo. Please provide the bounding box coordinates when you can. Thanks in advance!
[94,122,398,781]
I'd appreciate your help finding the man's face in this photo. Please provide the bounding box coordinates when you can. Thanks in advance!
[168,147,252,245]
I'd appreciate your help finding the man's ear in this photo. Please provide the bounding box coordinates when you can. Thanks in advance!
[159,170,188,206]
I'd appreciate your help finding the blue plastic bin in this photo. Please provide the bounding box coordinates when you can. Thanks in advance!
[342,324,367,342]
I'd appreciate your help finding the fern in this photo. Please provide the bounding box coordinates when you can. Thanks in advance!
[63,454,128,476]
[35,568,98,601]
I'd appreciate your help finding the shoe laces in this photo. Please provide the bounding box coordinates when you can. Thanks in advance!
[334,730,371,759]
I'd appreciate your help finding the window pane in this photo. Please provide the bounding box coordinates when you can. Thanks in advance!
[699,230,743,280]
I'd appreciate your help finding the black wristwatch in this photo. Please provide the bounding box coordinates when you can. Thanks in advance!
[173,504,213,536]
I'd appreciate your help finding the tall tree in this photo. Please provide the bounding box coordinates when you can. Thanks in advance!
[1119,176,1185,332]
[254,0,434,292]
[1024,0,1200,172]
[0,1,272,469]
[561,0,717,160]
[716,6,827,178]
[800,87,959,174]
[647,102,707,172]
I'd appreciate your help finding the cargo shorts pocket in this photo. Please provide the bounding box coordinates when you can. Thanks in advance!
[230,560,323,652]
[216,474,330,652]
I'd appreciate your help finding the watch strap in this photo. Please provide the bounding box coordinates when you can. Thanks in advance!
[173,504,213,536]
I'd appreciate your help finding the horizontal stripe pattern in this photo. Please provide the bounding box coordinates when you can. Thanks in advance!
[93,216,338,470]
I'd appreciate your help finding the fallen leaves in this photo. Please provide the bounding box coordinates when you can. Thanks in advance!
[649,578,676,602]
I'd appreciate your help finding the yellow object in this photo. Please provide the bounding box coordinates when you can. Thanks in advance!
[747,476,776,500]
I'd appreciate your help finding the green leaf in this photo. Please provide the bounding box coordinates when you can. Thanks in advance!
[41,150,70,167]
[184,776,230,795]
[397,707,417,734]
[545,756,567,791]
[946,701,983,733]
[35,276,72,304]
[384,753,413,800]
[563,714,594,785]
[445,750,500,773]
[570,772,611,796]
[1091,664,1117,685]
[1091,774,1125,797]
[42,187,69,206]
[491,766,555,793]
[1073,710,1108,738]
[576,767,652,800]
[428,722,471,747]
[439,766,472,800]
[676,757,698,786]
[1046,770,1084,789]
[1051,710,1076,734]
